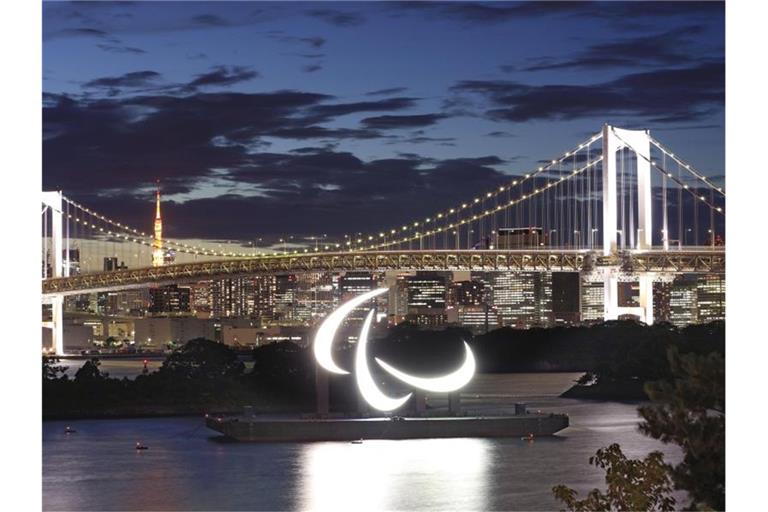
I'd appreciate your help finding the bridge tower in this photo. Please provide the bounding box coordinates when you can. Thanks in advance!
[42,191,66,355]
[152,184,164,267]
[601,124,654,324]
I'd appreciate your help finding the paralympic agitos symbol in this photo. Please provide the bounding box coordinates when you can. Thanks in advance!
[313,288,476,411]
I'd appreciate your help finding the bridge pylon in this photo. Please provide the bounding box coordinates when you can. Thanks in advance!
[601,125,653,323]
[42,190,65,355]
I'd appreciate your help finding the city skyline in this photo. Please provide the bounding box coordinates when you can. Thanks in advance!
[43,1,725,241]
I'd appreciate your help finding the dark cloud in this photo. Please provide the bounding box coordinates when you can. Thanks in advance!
[82,70,161,91]
[96,44,146,54]
[42,87,430,200]
[54,27,109,38]
[294,53,325,59]
[190,14,230,27]
[302,64,323,73]
[394,1,723,25]
[361,114,448,129]
[514,26,708,72]
[452,62,724,123]
[309,97,418,119]
[43,87,515,239]
[186,66,259,89]
[308,9,366,27]
[365,87,409,96]
[271,33,326,48]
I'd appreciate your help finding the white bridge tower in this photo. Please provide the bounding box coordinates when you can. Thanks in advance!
[601,124,654,325]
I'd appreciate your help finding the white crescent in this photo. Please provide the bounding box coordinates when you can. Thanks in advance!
[313,287,389,375]
[355,309,412,411]
[375,341,476,393]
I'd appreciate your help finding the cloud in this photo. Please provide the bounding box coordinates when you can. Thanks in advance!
[512,26,709,72]
[96,44,146,54]
[186,66,259,89]
[309,97,418,119]
[302,64,323,73]
[271,33,326,48]
[82,70,162,92]
[365,87,409,96]
[452,62,724,123]
[42,86,429,200]
[190,14,230,27]
[43,88,517,239]
[393,1,723,25]
[361,114,448,129]
[53,27,110,38]
[308,9,366,27]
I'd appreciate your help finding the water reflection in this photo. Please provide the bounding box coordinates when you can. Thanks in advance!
[298,438,492,511]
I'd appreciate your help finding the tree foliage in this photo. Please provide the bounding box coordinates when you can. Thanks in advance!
[159,338,245,380]
[74,358,107,382]
[639,347,725,510]
[43,355,67,381]
[552,443,676,512]
[554,344,725,511]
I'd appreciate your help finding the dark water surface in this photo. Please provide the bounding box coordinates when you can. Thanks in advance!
[43,373,682,511]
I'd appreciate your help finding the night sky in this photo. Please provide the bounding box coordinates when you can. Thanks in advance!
[42,1,725,245]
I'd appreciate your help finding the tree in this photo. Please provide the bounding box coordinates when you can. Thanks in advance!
[42,355,67,381]
[639,347,725,510]
[159,338,244,380]
[103,336,117,348]
[74,358,107,382]
[552,444,676,512]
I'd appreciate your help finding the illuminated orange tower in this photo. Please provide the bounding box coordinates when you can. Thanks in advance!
[152,184,164,267]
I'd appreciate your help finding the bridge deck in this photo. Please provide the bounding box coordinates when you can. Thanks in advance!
[41,249,725,297]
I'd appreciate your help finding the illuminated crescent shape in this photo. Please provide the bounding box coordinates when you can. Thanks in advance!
[355,309,412,411]
[375,342,476,393]
[313,287,389,375]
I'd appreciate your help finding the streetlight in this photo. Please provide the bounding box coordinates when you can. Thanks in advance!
[591,228,599,249]
[685,228,692,246]
[573,230,580,250]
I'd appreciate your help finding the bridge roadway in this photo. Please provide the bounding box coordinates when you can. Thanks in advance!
[41,248,725,298]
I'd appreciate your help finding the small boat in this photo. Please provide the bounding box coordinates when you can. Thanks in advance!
[135,442,149,450]
[521,433,535,442]
[350,439,363,444]
[64,426,76,434]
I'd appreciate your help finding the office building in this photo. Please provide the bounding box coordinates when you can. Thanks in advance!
[149,284,191,316]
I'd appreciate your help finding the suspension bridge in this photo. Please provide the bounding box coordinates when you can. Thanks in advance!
[42,125,725,354]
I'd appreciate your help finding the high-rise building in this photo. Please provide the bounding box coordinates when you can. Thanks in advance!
[552,272,580,325]
[453,280,485,306]
[274,274,298,323]
[213,278,247,318]
[653,282,673,323]
[406,272,447,310]
[250,275,277,324]
[152,185,164,267]
[669,275,698,327]
[491,272,552,328]
[580,279,604,323]
[149,284,191,316]
[339,272,377,338]
[456,304,499,333]
[697,274,725,322]
[190,280,214,318]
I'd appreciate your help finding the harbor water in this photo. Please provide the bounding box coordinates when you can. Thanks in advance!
[43,373,683,511]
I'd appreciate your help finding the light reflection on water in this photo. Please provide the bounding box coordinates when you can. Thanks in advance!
[298,438,491,511]
[43,373,683,511]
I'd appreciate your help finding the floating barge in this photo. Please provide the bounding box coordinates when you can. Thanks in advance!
[205,412,569,442]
